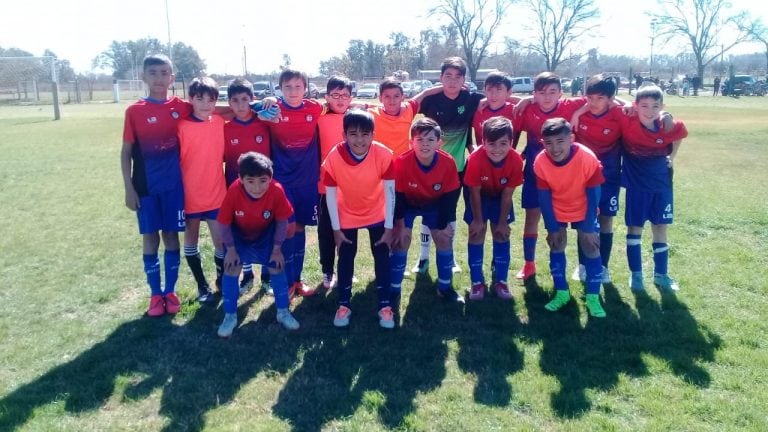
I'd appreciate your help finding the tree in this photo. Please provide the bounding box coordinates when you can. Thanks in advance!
[429,0,514,82]
[171,42,206,80]
[525,0,599,72]
[93,38,205,80]
[737,17,768,73]
[649,0,751,82]
[43,49,75,82]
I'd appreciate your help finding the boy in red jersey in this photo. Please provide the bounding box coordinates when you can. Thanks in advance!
[177,77,228,305]
[533,118,607,317]
[121,54,190,317]
[464,116,524,300]
[266,69,327,298]
[216,152,299,337]
[620,84,687,292]
[223,78,272,295]
[513,72,586,281]
[390,118,464,307]
[322,110,396,329]
[471,71,521,148]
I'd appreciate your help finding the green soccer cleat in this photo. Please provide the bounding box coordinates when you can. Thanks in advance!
[585,293,606,318]
[545,290,572,312]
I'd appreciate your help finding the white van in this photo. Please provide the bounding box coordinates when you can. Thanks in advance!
[511,77,534,94]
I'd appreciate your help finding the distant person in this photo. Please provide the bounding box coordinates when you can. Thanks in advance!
[216,152,300,337]
[692,75,701,96]
[322,109,396,329]
[533,118,607,317]
[121,54,189,317]
[464,116,523,301]
[713,76,721,96]
[620,84,688,292]
[414,57,484,276]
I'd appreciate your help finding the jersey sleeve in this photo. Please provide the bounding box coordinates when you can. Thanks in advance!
[273,183,294,220]
[507,152,525,187]
[217,188,236,225]
[463,153,481,187]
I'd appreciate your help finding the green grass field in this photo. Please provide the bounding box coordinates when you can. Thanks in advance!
[0,95,767,431]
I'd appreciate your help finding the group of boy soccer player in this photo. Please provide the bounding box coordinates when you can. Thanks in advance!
[121,53,686,337]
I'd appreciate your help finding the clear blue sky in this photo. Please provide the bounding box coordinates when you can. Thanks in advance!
[2,0,765,75]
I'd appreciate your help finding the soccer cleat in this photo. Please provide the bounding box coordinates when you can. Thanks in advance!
[438,288,466,304]
[333,305,352,327]
[197,284,215,304]
[515,261,537,280]
[494,282,513,300]
[601,266,612,284]
[378,306,395,329]
[294,281,317,297]
[322,273,337,290]
[654,273,680,292]
[217,313,238,338]
[276,309,300,330]
[411,259,429,275]
[629,271,645,292]
[571,264,587,282]
[164,292,180,314]
[468,283,486,301]
[147,295,165,317]
[545,290,572,312]
[585,293,606,318]
[239,273,254,296]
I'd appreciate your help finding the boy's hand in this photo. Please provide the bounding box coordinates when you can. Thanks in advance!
[492,222,510,242]
[622,104,636,116]
[477,98,488,112]
[468,219,485,238]
[546,229,567,250]
[660,111,674,132]
[513,97,533,117]
[375,228,394,249]
[124,186,139,211]
[261,97,279,109]
[269,248,285,271]
[392,223,409,250]
[257,105,281,123]
[570,105,589,130]
[333,230,352,249]
[224,248,241,272]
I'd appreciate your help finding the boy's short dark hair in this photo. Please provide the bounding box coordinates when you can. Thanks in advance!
[379,77,403,95]
[410,117,442,138]
[327,75,353,93]
[483,116,514,142]
[238,152,273,178]
[279,69,308,88]
[440,57,467,76]
[585,74,616,97]
[189,77,219,100]
[636,84,664,103]
[534,71,561,91]
[484,71,512,90]
[343,109,375,133]
[541,117,572,137]
[227,77,253,99]
[143,54,173,72]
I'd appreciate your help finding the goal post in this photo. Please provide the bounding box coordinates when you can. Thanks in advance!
[0,56,61,120]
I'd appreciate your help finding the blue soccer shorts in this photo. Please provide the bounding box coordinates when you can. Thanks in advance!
[185,208,219,220]
[463,195,514,225]
[284,184,319,226]
[403,206,441,230]
[625,187,673,226]
[136,183,185,234]
[232,226,278,268]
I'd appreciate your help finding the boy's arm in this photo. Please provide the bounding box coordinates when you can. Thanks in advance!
[325,186,351,246]
[512,96,533,118]
[374,179,396,248]
[120,141,139,211]
[219,223,241,271]
[537,189,561,233]
[269,219,288,270]
[582,186,601,234]
[468,186,484,238]
[668,139,683,168]
[494,186,515,239]
[570,105,589,130]
[411,84,444,104]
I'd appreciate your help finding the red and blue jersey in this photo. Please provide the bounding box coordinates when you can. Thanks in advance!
[266,99,324,188]
[224,117,270,186]
[463,147,524,198]
[574,105,624,156]
[217,179,294,241]
[472,102,515,147]
[620,115,688,192]
[394,149,460,208]
[514,98,586,166]
[122,97,191,196]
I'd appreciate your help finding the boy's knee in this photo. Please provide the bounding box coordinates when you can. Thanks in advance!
[225,265,242,277]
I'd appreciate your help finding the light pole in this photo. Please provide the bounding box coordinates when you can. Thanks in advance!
[650,18,658,78]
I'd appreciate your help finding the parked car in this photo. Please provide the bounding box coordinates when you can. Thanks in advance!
[466,81,478,93]
[560,78,572,93]
[411,79,433,93]
[306,83,320,99]
[511,76,534,94]
[357,83,379,99]
[723,75,757,96]
[253,81,280,99]
[401,81,416,97]
[217,86,229,101]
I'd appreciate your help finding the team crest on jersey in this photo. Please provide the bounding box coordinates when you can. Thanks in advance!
[500,177,508,185]
[171,111,180,119]
[147,116,158,124]
[656,138,664,144]
[263,210,272,219]
[457,106,466,115]
[256,135,264,143]
[603,128,612,135]
[433,183,442,191]
[235,210,245,217]
[306,115,314,122]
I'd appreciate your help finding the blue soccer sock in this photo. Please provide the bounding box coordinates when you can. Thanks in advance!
[492,240,511,283]
[549,250,568,291]
[163,249,180,294]
[468,243,484,284]
[523,234,538,263]
[584,255,603,295]
[652,242,669,275]
[222,274,239,314]
[293,230,306,283]
[143,253,162,296]
[626,234,643,273]
[282,236,295,285]
[390,250,408,293]
[600,232,614,267]
[271,271,290,309]
[436,250,454,291]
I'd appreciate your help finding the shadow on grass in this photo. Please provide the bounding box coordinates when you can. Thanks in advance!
[0,291,306,432]
[523,276,722,419]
